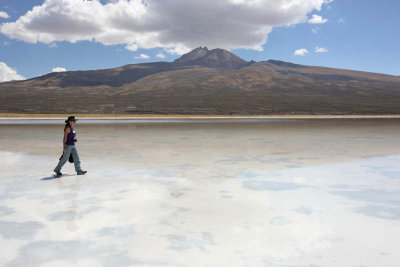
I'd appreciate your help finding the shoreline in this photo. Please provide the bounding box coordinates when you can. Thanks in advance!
[1,113,400,120]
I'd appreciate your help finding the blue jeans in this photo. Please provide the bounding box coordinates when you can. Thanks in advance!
[54,145,82,173]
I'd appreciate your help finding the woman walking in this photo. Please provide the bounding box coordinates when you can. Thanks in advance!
[54,116,87,177]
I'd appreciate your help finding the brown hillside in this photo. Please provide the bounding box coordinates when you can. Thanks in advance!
[1,48,400,115]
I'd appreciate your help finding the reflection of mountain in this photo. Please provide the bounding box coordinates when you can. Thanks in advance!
[1,47,400,114]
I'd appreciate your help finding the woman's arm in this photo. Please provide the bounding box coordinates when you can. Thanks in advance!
[63,127,70,151]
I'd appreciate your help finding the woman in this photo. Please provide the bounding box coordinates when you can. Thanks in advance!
[54,116,87,176]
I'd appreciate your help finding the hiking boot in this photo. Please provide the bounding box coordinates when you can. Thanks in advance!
[77,170,87,175]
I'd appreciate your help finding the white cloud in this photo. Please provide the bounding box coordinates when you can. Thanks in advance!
[312,27,319,34]
[0,62,25,82]
[0,11,9,19]
[125,43,138,51]
[164,46,190,56]
[315,46,328,53]
[338,18,345,23]
[51,67,66,72]
[308,14,328,24]
[294,48,309,56]
[156,53,166,59]
[0,0,330,53]
[135,54,149,59]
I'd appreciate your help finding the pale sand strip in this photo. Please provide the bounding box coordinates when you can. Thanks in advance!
[1,113,400,120]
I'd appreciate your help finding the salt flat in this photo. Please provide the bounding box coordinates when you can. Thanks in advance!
[0,119,399,267]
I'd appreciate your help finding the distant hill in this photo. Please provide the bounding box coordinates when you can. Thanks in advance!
[1,47,400,115]
[174,47,249,69]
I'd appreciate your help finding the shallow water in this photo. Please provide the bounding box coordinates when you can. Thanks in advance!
[0,119,399,266]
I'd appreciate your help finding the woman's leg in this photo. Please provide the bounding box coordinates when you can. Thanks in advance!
[70,146,82,172]
[54,145,73,173]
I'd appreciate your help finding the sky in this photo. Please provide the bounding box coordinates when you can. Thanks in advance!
[0,0,399,82]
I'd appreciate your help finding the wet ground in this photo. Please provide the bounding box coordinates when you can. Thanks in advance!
[0,118,399,266]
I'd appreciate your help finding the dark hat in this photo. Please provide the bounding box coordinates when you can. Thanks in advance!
[65,116,78,123]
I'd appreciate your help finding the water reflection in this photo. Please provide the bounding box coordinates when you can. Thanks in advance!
[0,119,399,266]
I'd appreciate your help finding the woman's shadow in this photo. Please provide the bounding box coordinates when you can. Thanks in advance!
[41,174,75,181]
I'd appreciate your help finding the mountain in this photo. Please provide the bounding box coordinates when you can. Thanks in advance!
[174,47,249,69]
[1,47,400,115]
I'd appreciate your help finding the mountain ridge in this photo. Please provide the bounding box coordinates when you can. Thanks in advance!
[174,47,249,69]
[1,47,400,115]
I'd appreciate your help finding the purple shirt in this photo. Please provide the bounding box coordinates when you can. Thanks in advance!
[65,126,76,146]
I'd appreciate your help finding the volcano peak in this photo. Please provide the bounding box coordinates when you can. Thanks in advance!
[174,47,248,69]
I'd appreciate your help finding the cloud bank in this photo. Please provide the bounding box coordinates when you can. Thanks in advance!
[0,0,330,54]
[308,14,328,24]
[315,46,328,53]
[294,48,309,56]
[125,43,138,51]
[0,62,25,82]
[135,53,149,59]
[52,67,67,72]
[0,11,9,19]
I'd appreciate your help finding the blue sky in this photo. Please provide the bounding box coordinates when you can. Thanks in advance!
[0,0,399,81]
